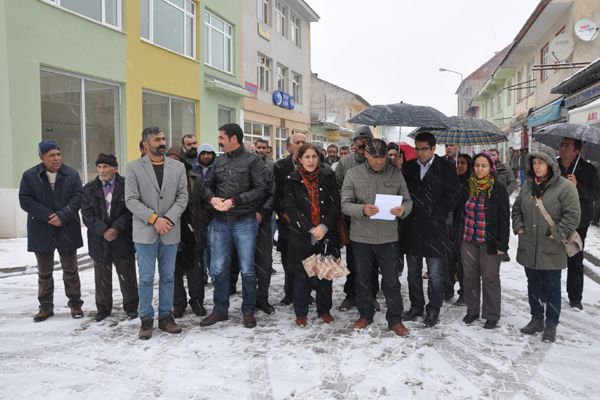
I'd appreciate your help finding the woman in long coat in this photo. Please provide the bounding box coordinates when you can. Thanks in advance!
[460,152,510,329]
[512,151,580,342]
[284,143,341,327]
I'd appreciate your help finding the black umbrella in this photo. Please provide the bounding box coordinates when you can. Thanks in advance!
[408,116,507,145]
[347,102,448,128]
[535,123,600,166]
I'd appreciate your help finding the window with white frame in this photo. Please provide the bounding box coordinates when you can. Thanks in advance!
[257,0,269,24]
[218,105,234,128]
[43,0,122,29]
[257,54,272,92]
[540,44,550,82]
[290,13,300,46]
[143,91,196,148]
[506,78,513,106]
[204,11,233,73]
[275,1,287,37]
[275,127,287,159]
[244,121,272,144]
[291,72,302,104]
[40,68,121,183]
[526,58,535,96]
[276,64,288,92]
[141,0,196,59]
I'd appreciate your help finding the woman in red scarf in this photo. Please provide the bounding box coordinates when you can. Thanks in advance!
[284,143,341,327]
[461,152,510,329]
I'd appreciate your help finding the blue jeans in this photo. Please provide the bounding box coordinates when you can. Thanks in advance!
[135,239,178,320]
[209,217,259,315]
[406,255,444,312]
[524,268,562,325]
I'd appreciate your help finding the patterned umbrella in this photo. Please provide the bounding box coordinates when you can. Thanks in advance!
[535,123,600,161]
[347,102,448,129]
[408,116,507,145]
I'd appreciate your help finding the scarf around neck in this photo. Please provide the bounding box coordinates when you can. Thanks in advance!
[468,174,494,198]
[298,167,321,227]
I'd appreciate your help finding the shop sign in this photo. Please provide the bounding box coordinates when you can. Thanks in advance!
[272,91,295,110]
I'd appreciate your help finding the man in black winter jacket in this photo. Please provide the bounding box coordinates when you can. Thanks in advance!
[558,138,600,309]
[81,154,139,322]
[200,123,267,329]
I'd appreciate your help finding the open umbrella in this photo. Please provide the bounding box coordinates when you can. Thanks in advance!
[408,116,508,145]
[535,122,600,168]
[347,102,448,129]
[399,142,417,161]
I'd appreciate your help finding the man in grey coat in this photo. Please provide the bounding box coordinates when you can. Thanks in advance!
[342,139,413,336]
[125,127,188,340]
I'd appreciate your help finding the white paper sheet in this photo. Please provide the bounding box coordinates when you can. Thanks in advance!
[372,194,403,220]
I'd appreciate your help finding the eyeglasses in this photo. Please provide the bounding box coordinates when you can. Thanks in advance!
[415,147,431,152]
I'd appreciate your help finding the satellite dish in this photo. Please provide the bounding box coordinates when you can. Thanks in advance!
[574,18,599,42]
[549,33,575,62]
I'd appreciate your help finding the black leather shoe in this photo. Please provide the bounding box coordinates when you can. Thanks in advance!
[338,296,354,311]
[94,310,111,322]
[463,313,479,324]
[483,320,498,329]
[542,322,556,342]
[256,300,275,315]
[423,311,439,327]
[126,311,139,320]
[172,306,185,318]
[189,299,207,316]
[243,314,257,329]
[280,296,292,306]
[521,318,544,335]
[570,301,583,310]
[402,308,424,321]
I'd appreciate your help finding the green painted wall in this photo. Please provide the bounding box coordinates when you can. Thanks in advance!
[2,0,126,187]
[199,0,243,147]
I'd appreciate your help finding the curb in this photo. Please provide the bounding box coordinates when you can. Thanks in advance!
[583,250,600,285]
[0,253,93,276]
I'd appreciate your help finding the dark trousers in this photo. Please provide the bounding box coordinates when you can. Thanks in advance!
[174,253,205,309]
[461,241,501,320]
[353,241,404,328]
[293,270,332,317]
[343,234,379,300]
[94,256,138,314]
[406,255,444,312]
[524,267,562,325]
[567,227,587,303]
[231,220,273,303]
[281,250,294,301]
[35,250,82,310]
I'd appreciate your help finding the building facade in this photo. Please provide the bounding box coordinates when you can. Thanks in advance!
[240,0,318,159]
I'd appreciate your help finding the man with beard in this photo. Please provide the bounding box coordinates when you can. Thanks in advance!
[181,134,198,166]
[125,127,188,339]
[255,138,274,169]
[325,144,339,166]
[193,143,216,180]
[273,132,307,305]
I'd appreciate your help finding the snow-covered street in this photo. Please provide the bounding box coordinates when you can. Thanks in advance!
[2,229,600,400]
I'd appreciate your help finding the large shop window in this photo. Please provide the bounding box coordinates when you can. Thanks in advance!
[43,0,122,29]
[141,0,196,59]
[204,11,233,73]
[143,91,196,148]
[40,69,121,183]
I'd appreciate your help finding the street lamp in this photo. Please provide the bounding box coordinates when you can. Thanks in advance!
[439,67,463,81]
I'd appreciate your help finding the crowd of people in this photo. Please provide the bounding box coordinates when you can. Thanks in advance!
[18,122,600,343]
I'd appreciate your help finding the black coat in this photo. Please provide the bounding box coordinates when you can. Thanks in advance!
[19,163,84,253]
[273,155,295,252]
[284,166,340,273]
[461,182,510,255]
[81,174,134,263]
[558,157,600,229]
[402,155,461,257]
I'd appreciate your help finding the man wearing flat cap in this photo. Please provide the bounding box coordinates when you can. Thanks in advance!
[19,140,84,321]
[341,138,413,336]
[81,153,139,322]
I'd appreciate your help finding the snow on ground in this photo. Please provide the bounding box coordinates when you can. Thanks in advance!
[2,229,600,400]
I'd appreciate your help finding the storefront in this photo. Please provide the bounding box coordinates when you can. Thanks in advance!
[552,59,600,128]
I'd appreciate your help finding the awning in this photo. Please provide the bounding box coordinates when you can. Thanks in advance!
[568,97,600,125]
[527,98,563,128]
[204,74,250,97]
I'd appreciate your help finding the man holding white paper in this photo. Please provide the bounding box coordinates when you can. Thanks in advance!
[341,139,413,336]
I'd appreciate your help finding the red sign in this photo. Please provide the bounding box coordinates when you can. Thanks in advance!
[588,112,598,122]
[245,81,258,99]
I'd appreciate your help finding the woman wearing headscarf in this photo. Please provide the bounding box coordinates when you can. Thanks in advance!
[512,151,580,342]
[284,143,341,327]
[461,152,510,329]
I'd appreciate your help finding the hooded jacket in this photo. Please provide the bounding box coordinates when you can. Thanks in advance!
[512,151,581,270]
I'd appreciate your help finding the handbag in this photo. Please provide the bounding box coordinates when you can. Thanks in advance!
[535,198,582,257]
[337,215,350,246]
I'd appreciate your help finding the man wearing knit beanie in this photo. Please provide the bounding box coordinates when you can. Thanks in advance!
[19,139,84,321]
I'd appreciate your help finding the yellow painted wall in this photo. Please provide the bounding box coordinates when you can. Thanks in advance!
[124,0,201,161]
